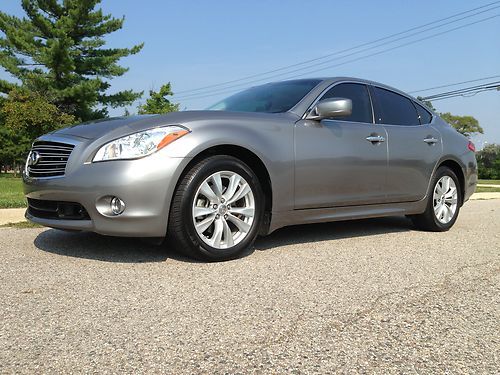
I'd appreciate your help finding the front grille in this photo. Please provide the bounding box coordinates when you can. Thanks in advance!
[27,198,90,220]
[27,141,74,178]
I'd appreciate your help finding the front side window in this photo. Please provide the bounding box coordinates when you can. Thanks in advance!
[373,87,420,126]
[320,83,373,123]
[208,79,321,113]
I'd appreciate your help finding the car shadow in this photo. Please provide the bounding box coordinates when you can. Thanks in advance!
[34,216,414,263]
[254,216,414,251]
[34,229,199,263]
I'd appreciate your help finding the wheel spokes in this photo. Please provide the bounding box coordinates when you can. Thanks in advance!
[211,219,224,248]
[228,183,251,205]
[223,174,241,201]
[227,213,251,233]
[193,170,255,249]
[222,219,234,247]
[229,207,255,217]
[442,177,451,194]
[195,213,216,233]
[444,196,457,205]
[211,173,224,198]
[193,206,216,218]
[200,182,219,203]
[442,204,452,223]
[433,175,458,224]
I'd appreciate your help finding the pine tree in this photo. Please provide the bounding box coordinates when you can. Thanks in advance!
[138,83,179,114]
[0,0,144,121]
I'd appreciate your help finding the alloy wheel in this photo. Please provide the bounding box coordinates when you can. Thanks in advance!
[433,175,458,224]
[192,171,255,249]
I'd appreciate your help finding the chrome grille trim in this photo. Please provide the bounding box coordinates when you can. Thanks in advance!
[27,141,75,178]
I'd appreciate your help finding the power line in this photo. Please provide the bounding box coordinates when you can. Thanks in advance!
[422,81,500,101]
[177,7,500,100]
[175,14,500,101]
[173,1,500,97]
[408,74,500,94]
[430,87,499,101]
[422,81,500,99]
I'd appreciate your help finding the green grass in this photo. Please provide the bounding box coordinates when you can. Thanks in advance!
[0,173,26,208]
[478,179,500,185]
[0,221,41,229]
[476,186,500,193]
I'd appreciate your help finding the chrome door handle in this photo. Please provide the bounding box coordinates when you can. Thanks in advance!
[423,137,438,144]
[366,135,385,143]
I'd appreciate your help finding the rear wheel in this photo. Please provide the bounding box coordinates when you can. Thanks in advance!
[168,155,264,261]
[410,166,461,231]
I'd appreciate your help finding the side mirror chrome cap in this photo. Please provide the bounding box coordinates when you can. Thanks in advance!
[306,97,352,121]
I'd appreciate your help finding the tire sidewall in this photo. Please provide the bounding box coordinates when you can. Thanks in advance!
[428,167,462,231]
[179,156,264,260]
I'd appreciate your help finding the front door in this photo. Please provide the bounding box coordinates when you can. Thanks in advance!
[294,82,388,209]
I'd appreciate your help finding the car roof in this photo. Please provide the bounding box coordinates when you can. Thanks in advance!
[285,77,430,117]
[294,77,414,98]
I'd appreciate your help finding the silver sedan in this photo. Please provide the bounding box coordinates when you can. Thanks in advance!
[23,77,477,260]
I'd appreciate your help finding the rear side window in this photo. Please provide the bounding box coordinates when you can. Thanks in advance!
[373,87,420,126]
[414,102,433,124]
[320,83,373,123]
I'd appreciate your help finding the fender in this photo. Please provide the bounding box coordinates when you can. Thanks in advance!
[162,121,296,214]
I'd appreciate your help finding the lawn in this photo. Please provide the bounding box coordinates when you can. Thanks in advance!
[476,186,500,193]
[0,174,26,208]
[478,179,500,185]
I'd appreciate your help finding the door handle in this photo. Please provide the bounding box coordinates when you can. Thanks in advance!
[366,135,385,143]
[423,137,438,144]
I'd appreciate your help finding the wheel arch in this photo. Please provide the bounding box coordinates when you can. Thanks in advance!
[176,144,274,234]
[437,158,465,206]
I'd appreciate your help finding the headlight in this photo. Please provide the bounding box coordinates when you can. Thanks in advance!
[93,126,189,162]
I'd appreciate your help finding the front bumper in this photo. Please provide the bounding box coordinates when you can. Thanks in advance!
[23,138,190,237]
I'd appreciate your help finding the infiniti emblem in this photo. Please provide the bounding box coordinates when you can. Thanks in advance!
[28,151,41,166]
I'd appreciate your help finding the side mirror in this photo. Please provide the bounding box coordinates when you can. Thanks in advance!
[306,97,352,121]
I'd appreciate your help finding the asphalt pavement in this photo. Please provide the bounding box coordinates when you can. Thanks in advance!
[0,199,498,373]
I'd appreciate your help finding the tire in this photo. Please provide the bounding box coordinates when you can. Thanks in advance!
[167,155,264,261]
[409,166,462,232]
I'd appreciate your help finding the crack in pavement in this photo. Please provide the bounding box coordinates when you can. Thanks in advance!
[263,260,499,347]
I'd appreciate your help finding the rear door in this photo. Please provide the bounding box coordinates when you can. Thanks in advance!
[294,82,388,209]
[371,86,442,203]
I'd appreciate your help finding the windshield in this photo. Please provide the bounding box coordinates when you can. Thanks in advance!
[207,79,322,113]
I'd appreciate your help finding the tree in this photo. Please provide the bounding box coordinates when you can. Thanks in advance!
[476,144,500,179]
[0,89,75,172]
[439,112,483,138]
[2,89,75,140]
[416,96,436,111]
[416,97,483,138]
[0,0,144,121]
[0,124,31,173]
[138,83,179,115]
[0,95,28,173]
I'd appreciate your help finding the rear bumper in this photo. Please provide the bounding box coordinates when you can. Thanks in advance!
[462,153,478,203]
[23,145,191,237]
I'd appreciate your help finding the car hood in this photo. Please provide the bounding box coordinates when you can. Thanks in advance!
[49,111,296,140]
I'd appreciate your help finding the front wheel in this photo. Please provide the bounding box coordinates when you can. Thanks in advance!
[409,166,462,231]
[167,155,264,261]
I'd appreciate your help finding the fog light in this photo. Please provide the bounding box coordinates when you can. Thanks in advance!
[110,197,125,215]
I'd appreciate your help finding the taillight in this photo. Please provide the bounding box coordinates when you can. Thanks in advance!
[467,141,476,152]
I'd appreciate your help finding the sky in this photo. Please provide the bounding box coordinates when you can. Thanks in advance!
[0,0,499,147]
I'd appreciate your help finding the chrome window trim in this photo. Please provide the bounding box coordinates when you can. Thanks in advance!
[301,80,376,125]
[412,100,434,126]
[370,84,433,127]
